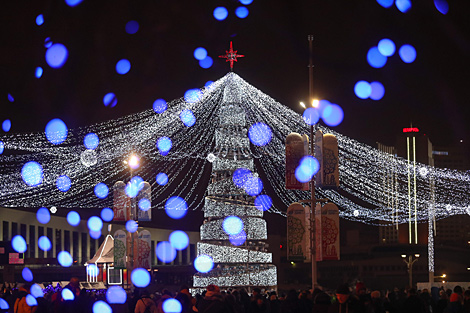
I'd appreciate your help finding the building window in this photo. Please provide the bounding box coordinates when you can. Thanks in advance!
[2,221,9,241]
[182,247,188,265]
[81,233,88,263]
[189,244,196,264]
[64,230,70,254]
[38,227,44,258]
[29,225,35,259]
[73,232,79,261]
[47,228,53,258]
[55,229,62,257]
[12,223,18,238]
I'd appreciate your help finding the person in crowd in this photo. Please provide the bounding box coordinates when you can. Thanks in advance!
[134,289,157,313]
[367,290,385,313]
[463,289,470,313]
[175,285,195,313]
[196,284,228,313]
[267,291,281,313]
[435,289,449,313]
[280,289,300,313]
[402,288,427,313]
[249,294,269,313]
[13,284,37,313]
[448,285,464,313]
[312,289,331,313]
[328,283,357,313]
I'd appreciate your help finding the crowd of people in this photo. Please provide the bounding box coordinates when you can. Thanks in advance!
[2,279,470,313]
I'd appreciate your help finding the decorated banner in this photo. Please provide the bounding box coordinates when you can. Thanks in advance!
[137,182,152,222]
[127,232,139,269]
[136,230,152,268]
[320,134,339,189]
[285,133,309,190]
[113,181,132,221]
[113,230,127,269]
[316,203,340,261]
[287,202,308,261]
[315,130,324,187]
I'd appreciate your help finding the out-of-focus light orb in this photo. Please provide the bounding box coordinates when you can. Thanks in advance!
[369,81,385,100]
[194,255,214,273]
[376,0,394,8]
[302,107,320,125]
[50,206,57,214]
[184,89,203,103]
[56,175,71,192]
[67,211,80,226]
[295,156,320,183]
[156,241,177,263]
[165,196,188,219]
[45,118,68,144]
[153,99,167,113]
[233,168,251,188]
[353,209,360,217]
[254,195,272,211]
[378,39,396,57]
[239,0,253,4]
[223,216,244,235]
[199,56,213,69]
[206,153,216,163]
[103,92,117,107]
[322,104,344,127]
[93,301,111,313]
[25,295,38,307]
[367,47,387,68]
[21,161,43,187]
[106,286,127,304]
[101,208,114,222]
[65,0,83,7]
[169,230,189,250]
[0,141,4,154]
[45,43,68,68]
[419,167,429,177]
[156,172,169,186]
[213,7,228,21]
[116,59,131,75]
[36,207,51,224]
[87,264,99,277]
[89,230,101,239]
[244,176,263,196]
[138,198,151,211]
[88,216,103,232]
[125,182,139,198]
[81,149,97,167]
[44,37,52,48]
[163,299,182,313]
[58,251,73,267]
[230,230,246,246]
[354,81,372,99]
[94,183,109,199]
[125,20,139,34]
[205,81,214,88]
[434,0,449,14]
[0,298,8,310]
[35,67,43,78]
[128,154,140,169]
[131,268,151,287]
[2,119,11,132]
[395,0,411,13]
[84,133,99,150]
[180,109,196,127]
[157,136,172,155]
[22,267,33,282]
[36,14,44,26]
[38,236,52,251]
[399,45,416,63]
[126,220,138,233]
[248,122,272,146]
[235,6,249,18]
[194,47,207,61]
[30,284,43,298]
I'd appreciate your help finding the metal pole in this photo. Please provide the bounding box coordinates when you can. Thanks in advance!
[408,256,412,288]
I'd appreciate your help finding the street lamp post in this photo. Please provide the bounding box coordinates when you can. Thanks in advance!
[402,253,420,288]
[124,154,140,271]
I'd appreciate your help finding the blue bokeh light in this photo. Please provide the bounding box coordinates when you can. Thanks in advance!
[163,299,183,313]
[131,268,151,287]
[157,137,172,155]
[126,220,138,233]
[165,196,188,219]
[22,267,33,282]
[239,0,253,4]
[45,43,68,68]
[31,284,43,298]
[199,56,213,69]
[2,119,11,132]
[65,0,84,7]
[87,216,103,232]
[169,230,189,250]
[244,176,263,196]
[89,230,101,240]
[0,298,8,310]
[36,14,44,26]
[194,255,214,273]
[67,211,80,226]
[38,236,51,251]
[93,301,112,313]
[156,242,177,263]
[101,208,114,222]
[84,133,99,150]
[180,109,196,127]
[103,93,117,107]
[0,141,4,154]
[194,47,207,60]
[25,295,37,307]
[395,0,411,13]
[378,38,396,57]
[7,94,14,102]
[153,99,167,113]
[56,175,71,192]
[62,288,74,301]
[434,0,449,14]
[370,81,385,100]
[36,207,51,224]
[367,47,387,68]
[184,89,203,103]
[45,118,68,145]
[44,37,52,48]
[35,67,43,78]
[302,107,320,125]
[156,173,169,186]
[116,59,131,75]
[106,286,127,304]
[248,123,272,146]
[399,45,416,63]
[295,156,320,183]
[254,195,272,211]
[205,81,214,88]
[87,264,100,277]
[21,161,43,187]
[94,183,109,199]
[223,216,244,235]
[125,181,139,198]
[138,198,151,211]
[125,21,139,34]
[230,230,247,246]
[376,0,394,8]
[213,7,228,20]
[322,104,344,127]
[235,7,249,18]
[354,81,372,99]
[58,251,73,267]
[232,168,251,188]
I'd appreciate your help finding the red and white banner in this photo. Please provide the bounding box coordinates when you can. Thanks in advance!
[137,182,152,222]
[287,202,309,261]
[137,230,152,269]
[113,181,132,221]
[316,203,340,261]
[285,133,309,190]
[113,230,127,269]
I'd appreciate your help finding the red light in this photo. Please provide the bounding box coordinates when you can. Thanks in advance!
[403,127,419,133]
[280,244,283,249]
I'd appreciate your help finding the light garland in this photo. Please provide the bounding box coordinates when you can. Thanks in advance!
[197,243,272,263]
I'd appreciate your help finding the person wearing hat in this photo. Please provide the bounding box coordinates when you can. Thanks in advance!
[328,284,356,313]
[196,284,228,313]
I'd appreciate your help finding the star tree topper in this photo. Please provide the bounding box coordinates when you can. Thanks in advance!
[219,41,244,71]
